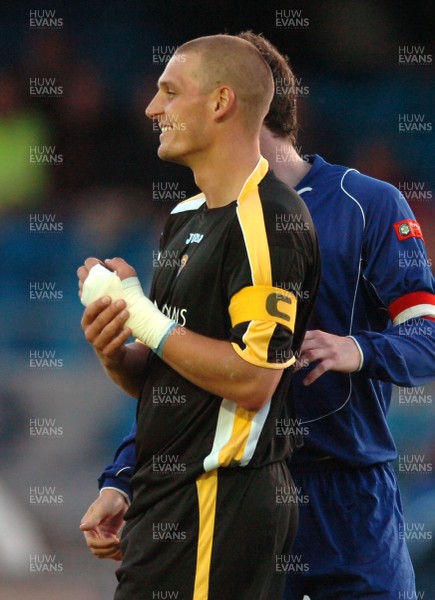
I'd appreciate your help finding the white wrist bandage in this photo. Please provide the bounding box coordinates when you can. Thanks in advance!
[81,264,176,351]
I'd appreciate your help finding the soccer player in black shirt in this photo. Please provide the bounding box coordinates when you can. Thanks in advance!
[78,35,320,600]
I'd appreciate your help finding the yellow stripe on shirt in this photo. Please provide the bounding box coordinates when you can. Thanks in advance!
[236,157,271,287]
[193,470,218,600]
[218,405,258,467]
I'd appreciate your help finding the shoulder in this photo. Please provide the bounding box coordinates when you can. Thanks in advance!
[340,169,406,213]
[259,169,309,212]
[258,169,315,228]
[311,158,412,225]
[255,171,319,264]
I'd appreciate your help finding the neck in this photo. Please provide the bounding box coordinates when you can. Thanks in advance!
[260,128,311,189]
[191,139,262,208]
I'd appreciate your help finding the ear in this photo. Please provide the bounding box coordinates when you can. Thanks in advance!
[211,86,236,122]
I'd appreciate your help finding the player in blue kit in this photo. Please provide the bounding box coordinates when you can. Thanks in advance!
[80,33,435,599]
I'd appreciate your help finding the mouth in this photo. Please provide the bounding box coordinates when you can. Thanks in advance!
[159,123,175,134]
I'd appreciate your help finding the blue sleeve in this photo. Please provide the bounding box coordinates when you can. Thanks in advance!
[354,318,435,386]
[98,420,136,501]
[345,171,435,386]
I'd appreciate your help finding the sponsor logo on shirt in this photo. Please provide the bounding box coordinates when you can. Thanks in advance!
[185,233,204,244]
[157,302,187,327]
[393,219,424,242]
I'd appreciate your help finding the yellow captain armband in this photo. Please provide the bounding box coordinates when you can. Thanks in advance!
[228,286,297,369]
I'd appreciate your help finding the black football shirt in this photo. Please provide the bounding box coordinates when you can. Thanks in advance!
[129,157,320,515]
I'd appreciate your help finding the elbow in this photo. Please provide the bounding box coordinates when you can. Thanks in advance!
[229,373,282,411]
[238,394,270,412]
[232,393,268,412]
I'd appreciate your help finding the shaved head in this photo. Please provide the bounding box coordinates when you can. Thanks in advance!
[174,35,274,132]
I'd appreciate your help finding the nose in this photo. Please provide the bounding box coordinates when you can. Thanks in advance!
[145,91,162,120]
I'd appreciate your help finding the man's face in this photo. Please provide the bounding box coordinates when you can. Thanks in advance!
[146,52,212,166]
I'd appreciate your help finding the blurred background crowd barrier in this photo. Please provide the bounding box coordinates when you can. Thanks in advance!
[1,1,433,598]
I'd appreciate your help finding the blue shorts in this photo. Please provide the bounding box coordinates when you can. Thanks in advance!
[283,461,415,600]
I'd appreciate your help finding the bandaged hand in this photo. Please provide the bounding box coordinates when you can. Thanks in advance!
[81,262,176,352]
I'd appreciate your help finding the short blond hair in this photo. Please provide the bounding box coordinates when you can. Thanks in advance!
[175,35,274,132]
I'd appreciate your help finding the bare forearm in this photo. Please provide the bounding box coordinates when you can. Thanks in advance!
[78,265,282,408]
[162,328,282,410]
[99,342,150,398]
